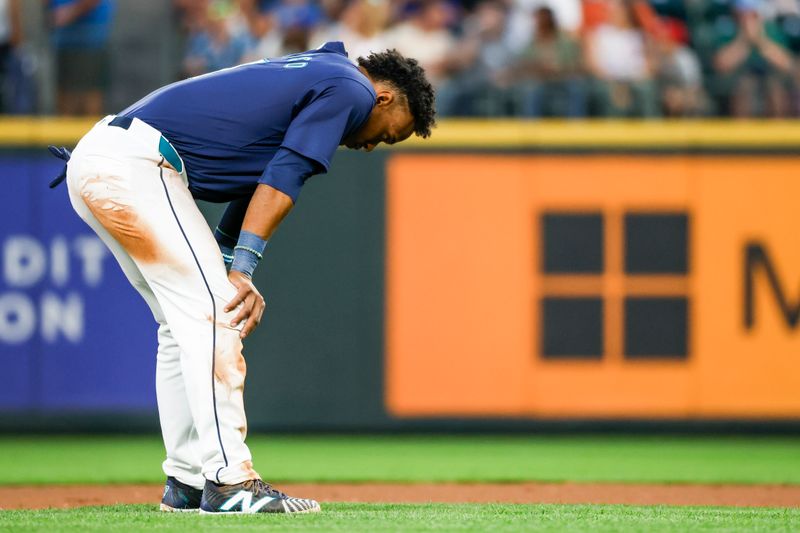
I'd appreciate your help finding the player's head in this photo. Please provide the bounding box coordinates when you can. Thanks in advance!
[344,49,436,152]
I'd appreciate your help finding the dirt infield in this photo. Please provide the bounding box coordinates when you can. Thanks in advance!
[2,483,799,510]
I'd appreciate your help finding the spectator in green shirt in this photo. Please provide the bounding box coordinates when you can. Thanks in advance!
[655,17,707,117]
[713,0,794,117]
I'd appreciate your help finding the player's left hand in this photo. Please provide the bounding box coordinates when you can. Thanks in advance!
[225,270,266,339]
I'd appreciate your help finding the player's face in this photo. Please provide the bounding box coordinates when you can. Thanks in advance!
[343,90,415,152]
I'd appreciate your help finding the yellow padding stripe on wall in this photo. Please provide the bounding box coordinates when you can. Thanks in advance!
[0,117,98,145]
[397,119,800,149]
[4,117,800,148]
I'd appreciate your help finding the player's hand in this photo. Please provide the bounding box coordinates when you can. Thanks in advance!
[225,270,265,339]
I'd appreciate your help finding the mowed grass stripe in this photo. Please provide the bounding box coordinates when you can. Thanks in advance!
[0,435,798,485]
[1,504,799,532]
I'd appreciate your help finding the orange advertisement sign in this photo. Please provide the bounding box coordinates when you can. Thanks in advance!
[386,155,800,418]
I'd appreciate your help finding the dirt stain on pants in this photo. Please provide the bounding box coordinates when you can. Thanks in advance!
[208,315,249,442]
[80,177,162,263]
[212,322,257,480]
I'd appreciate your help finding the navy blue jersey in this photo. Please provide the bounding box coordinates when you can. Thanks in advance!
[120,42,375,202]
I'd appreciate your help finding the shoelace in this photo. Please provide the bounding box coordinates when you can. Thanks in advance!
[241,479,288,499]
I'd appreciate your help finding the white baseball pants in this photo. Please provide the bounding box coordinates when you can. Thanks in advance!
[66,116,259,488]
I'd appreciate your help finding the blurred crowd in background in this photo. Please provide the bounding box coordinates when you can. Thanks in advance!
[4,0,800,118]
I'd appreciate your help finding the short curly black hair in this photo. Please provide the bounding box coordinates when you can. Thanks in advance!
[357,50,436,139]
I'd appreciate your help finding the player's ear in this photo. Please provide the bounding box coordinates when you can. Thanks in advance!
[375,89,394,107]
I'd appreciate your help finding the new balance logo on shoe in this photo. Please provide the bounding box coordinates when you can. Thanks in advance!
[220,491,277,513]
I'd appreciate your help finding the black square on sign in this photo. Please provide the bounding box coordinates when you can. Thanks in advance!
[624,297,688,359]
[542,297,603,359]
[625,213,688,274]
[542,213,603,273]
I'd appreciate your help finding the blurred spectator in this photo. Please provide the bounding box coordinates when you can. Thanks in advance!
[582,0,611,32]
[383,0,457,87]
[505,0,582,55]
[239,0,324,60]
[237,0,284,60]
[175,0,210,33]
[507,6,586,117]
[764,0,800,22]
[272,0,324,52]
[310,0,392,60]
[318,0,347,22]
[436,0,516,116]
[29,0,800,119]
[648,0,687,21]
[0,0,24,113]
[585,0,660,117]
[655,17,707,116]
[713,0,794,117]
[48,0,114,116]
[182,0,252,77]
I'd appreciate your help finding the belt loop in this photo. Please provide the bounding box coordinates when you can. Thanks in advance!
[108,116,133,130]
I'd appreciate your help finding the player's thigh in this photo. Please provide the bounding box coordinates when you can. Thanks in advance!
[69,151,237,330]
[147,167,238,310]
[66,152,167,323]
[133,168,246,391]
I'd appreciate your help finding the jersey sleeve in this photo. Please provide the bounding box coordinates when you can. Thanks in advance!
[258,147,321,203]
[280,78,375,171]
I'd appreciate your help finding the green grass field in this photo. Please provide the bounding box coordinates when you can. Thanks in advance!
[0,435,798,531]
[2,504,799,532]
[0,434,798,485]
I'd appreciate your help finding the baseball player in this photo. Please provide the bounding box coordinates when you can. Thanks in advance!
[48,42,435,514]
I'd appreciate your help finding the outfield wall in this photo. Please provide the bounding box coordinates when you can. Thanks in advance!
[2,119,800,430]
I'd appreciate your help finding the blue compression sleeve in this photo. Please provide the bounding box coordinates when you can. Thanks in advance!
[258,147,321,203]
[215,229,235,265]
[231,231,267,278]
[215,198,249,265]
